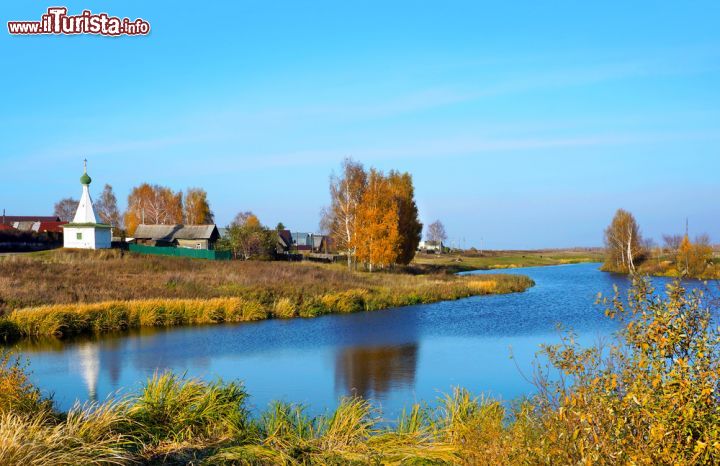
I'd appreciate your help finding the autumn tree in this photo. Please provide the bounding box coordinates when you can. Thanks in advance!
[354,169,400,271]
[53,197,78,222]
[327,158,367,268]
[184,188,214,225]
[426,220,447,244]
[95,184,121,228]
[387,170,422,265]
[603,209,644,273]
[677,233,713,277]
[225,211,275,260]
[124,184,183,235]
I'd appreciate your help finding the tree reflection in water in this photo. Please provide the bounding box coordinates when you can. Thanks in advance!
[334,343,418,398]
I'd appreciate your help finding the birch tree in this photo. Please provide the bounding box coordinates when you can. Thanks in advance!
[124,184,183,235]
[95,184,121,228]
[426,220,447,244]
[603,209,643,273]
[184,188,214,225]
[328,158,367,268]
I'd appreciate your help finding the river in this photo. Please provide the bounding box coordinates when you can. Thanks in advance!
[10,262,717,417]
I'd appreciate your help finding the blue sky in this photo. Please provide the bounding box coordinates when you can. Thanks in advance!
[1,1,719,248]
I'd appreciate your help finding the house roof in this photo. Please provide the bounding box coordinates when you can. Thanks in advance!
[37,221,67,233]
[291,232,311,246]
[13,221,37,232]
[277,229,292,248]
[1,215,60,224]
[133,224,219,241]
[0,224,16,231]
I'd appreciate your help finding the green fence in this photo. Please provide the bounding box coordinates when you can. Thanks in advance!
[129,243,231,260]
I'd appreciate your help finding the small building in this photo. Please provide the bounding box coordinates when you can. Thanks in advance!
[418,240,443,254]
[291,232,331,253]
[11,220,66,234]
[277,229,293,254]
[63,161,112,249]
[133,224,220,250]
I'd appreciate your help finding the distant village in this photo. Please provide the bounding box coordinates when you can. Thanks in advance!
[1,161,446,261]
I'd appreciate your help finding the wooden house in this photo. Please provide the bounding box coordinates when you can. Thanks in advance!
[133,224,220,250]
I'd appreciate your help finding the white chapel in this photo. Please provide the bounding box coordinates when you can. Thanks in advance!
[63,160,112,249]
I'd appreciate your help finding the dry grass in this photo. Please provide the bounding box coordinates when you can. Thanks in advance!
[0,250,533,340]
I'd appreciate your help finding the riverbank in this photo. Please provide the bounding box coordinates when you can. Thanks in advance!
[2,276,717,465]
[601,256,720,280]
[413,248,604,273]
[0,249,533,341]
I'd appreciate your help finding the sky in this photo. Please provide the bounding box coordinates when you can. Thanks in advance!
[1,1,719,249]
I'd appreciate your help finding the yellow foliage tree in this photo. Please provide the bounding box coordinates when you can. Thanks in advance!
[387,170,422,265]
[183,188,214,225]
[677,233,712,277]
[354,169,400,271]
[124,184,183,235]
[603,209,644,273]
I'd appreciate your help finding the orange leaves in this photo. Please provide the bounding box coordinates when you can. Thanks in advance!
[354,169,401,270]
[183,188,214,225]
[124,183,184,235]
[330,160,422,271]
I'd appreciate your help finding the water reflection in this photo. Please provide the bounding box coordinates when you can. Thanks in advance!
[8,263,719,414]
[335,343,418,398]
[75,343,99,401]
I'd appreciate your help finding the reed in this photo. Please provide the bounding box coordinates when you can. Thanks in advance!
[127,372,249,445]
[2,274,532,341]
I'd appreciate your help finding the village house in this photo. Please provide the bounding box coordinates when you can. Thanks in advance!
[291,232,332,253]
[277,229,293,254]
[9,220,66,235]
[418,240,444,254]
[0,212,65,251]
[1,214,61,226]
[133,224,220,250]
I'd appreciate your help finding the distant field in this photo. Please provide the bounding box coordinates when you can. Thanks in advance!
[413,249,605,273]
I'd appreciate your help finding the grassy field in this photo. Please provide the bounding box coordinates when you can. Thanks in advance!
[0,249,533,341]
[413,248,605,273]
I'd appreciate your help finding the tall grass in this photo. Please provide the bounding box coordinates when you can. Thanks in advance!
[2,274,532,341]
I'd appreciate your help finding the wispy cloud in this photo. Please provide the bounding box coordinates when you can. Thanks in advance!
[195,129,720,171]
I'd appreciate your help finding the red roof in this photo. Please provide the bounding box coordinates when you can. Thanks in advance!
[1,215,60,224]
[37,221,67,233]
[0,224,16,231]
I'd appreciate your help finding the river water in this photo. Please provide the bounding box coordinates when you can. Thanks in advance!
[10,263,717,417]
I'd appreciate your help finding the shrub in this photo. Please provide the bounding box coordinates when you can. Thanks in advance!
[0,351,52,416]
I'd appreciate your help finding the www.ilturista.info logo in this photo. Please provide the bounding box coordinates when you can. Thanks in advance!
[7,7,150,36]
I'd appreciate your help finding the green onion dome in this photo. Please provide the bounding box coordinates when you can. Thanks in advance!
[80,172,92,185]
